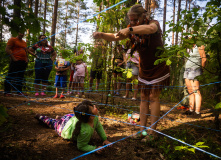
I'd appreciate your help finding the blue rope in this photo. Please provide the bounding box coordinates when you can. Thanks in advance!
[4,80,220,159]
[71,93,221,159]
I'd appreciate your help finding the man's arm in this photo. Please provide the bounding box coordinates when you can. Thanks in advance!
[5,45,17,61]
[51,51,57,62]
[85,66,89,80]
[116,23,158,38]
[28,47,37,58]
[199,45,207,68]
[121,52,127,65]
[93,32,127,41]
[25,48,29,63]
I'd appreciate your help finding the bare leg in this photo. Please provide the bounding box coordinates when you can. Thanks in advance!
[149,91,161,135]
[124,78,131,98]
[80,81,84,95]
[61,88,65,95]
[55,87,58,95]
[190,80,201,113]
[89,77,93,90]
[72,80,76,94]
[139,92,149,132]
[35,83,39,93]
[42,82,47,92]
[96,79,100,90]
[113,73,117,93]
[75,82,79,94]
[68,80,72,92]
[117,72,122,93]
[185,79,195,111]
[132,75,138,99]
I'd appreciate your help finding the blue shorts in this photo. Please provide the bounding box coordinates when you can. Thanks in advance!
[54,75,67,88]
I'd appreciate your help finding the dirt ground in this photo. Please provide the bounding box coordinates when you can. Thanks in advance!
[0,92,220,160]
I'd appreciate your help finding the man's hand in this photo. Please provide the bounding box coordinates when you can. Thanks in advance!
[103,140,112,147]
[93,32,103,39]
[11,56,18,62]
[117,62,123,67]
[96,146,105,154]
[116,28,130,38]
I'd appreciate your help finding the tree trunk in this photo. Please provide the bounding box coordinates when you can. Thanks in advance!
[50,0,58,47]
[185,0,188,33]
[175,0,181,45]
[13,0,21,34]
[214,46,221,129]
[96,4,102,31]
[39,0,42,17]
[162,0,167,45]
[0,0,3,42]
[64,0,68,48]
[145,0,151,14]
[26,0,33,45]
[180,0,188,44]
[172,0,175,45]
[75,3,79,47]
[34,0,39,17]
[43,0,47,34]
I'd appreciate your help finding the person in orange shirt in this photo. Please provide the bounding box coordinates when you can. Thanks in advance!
[4,32,28,96]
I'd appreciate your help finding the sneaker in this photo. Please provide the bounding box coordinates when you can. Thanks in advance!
[4,93,13,97]
[60,94,65,98]
[55,115,62,119]
[131,97,137,101]
[140,133,159,143]
[41,92,46,96]
[35,92,39,96]
[177,105,189,110]
[183,110,194,115]
[122,95,127,99]
[17,92,28,96]
[190,112,201,119]
[53,94,59,98]
[131,132,145,140]
[34,114,41,120]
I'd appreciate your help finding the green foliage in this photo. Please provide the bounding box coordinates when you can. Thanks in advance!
[175,142,209,154]
[0,42,9,85]
[214,102,221,109]
[0,105,8,126]
[161,0,221,106]
[2,2,41,36]
[123,68,133,79]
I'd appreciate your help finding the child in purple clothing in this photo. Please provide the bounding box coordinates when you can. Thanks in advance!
[73,60,88,97]
[35,100,111,153]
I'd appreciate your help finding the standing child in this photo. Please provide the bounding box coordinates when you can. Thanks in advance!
[54,56,71,98]
[34,100,111,153]
[73,59,88,98]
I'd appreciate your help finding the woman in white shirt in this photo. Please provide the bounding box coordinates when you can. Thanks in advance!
[184,42,207,118]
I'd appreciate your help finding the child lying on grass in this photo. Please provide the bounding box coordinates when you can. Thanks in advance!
[35,100,111,153]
